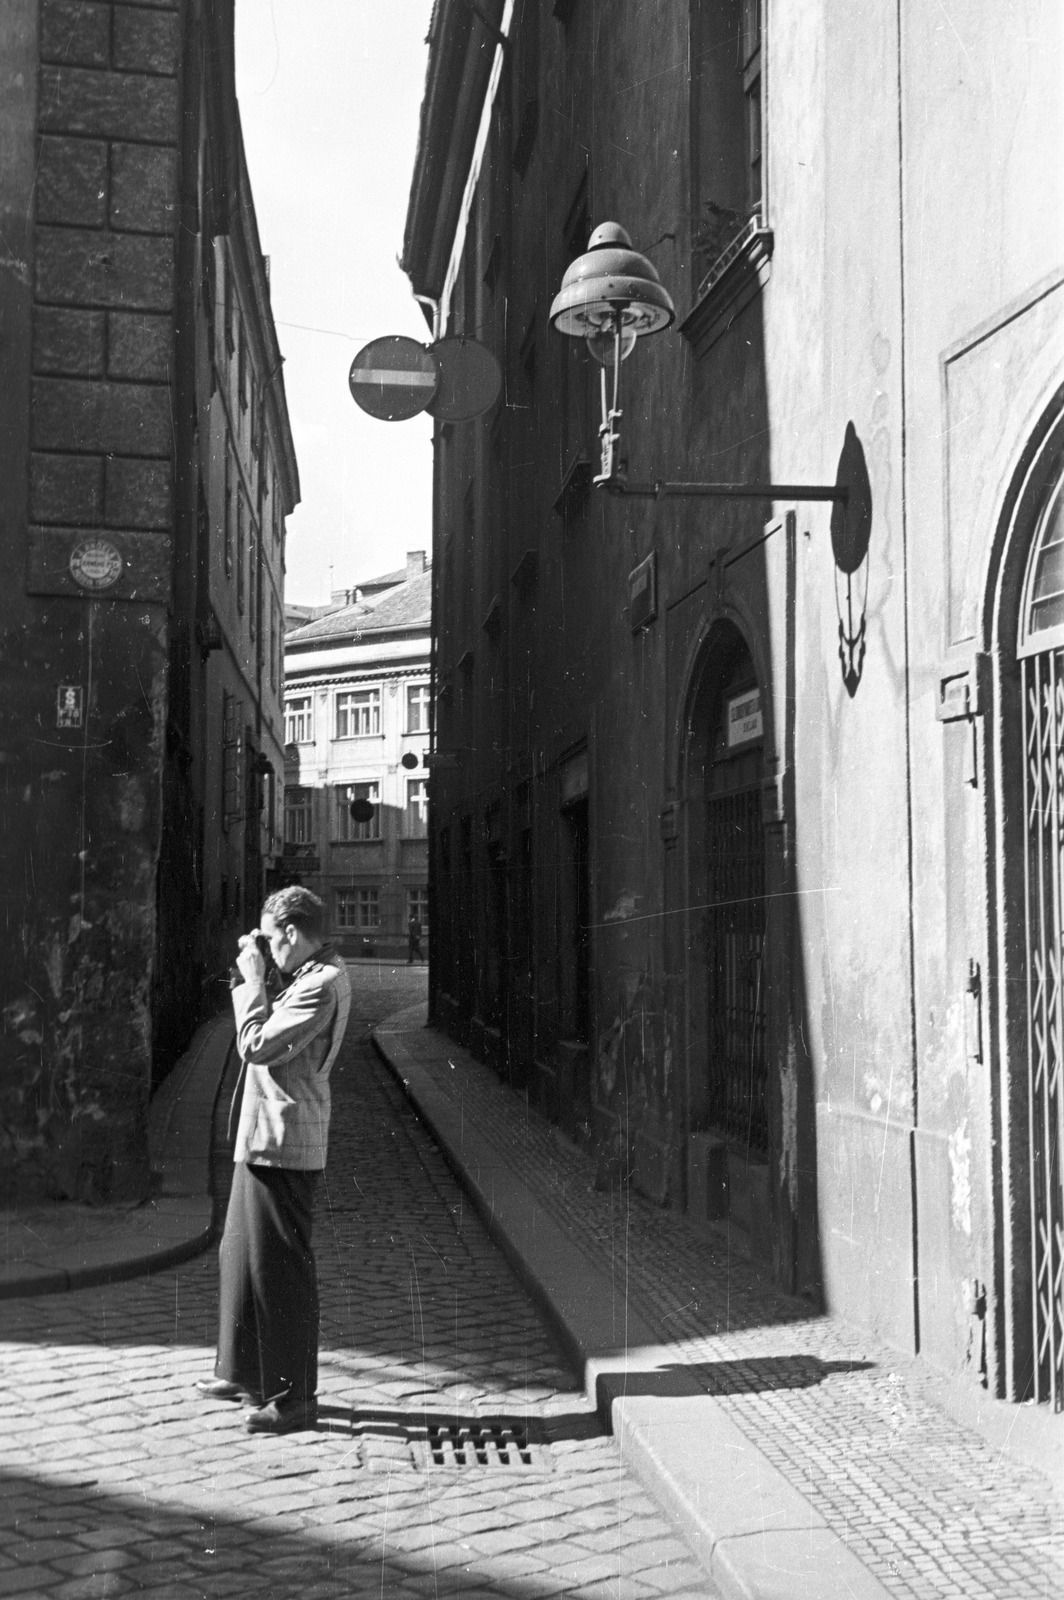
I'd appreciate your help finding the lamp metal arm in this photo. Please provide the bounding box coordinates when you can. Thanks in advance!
[601,477,847,503]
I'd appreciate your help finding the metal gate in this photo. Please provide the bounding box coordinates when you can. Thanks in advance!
[705,784,767,1154]
[1021,647,1064,1409]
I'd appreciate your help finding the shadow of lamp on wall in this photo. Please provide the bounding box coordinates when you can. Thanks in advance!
[549,222,874,696]
[831,420,874,697]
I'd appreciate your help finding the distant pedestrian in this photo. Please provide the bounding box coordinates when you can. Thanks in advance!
[407,913,424,964]
[195,886,351,1435]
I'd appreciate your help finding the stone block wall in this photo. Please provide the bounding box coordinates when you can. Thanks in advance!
[30,0,180,577]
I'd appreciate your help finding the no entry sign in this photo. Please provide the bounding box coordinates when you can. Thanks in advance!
[348,336,439,421]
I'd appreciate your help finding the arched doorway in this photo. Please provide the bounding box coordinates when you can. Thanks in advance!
[991,391,1064,1406]
[684,620,770,1250]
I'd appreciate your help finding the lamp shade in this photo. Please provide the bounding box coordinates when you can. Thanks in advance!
[549,222,675,339]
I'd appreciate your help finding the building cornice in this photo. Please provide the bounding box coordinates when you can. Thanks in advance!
[285,663,429,692]
[401,0,505,308]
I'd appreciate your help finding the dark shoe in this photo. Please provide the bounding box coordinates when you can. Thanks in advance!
[246,1397,318,1435]
[194,1378,250,1402]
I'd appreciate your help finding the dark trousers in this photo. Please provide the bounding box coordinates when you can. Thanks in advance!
[216,1161,320,1405]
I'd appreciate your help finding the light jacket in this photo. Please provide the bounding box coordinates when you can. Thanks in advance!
[230,943,352,1169]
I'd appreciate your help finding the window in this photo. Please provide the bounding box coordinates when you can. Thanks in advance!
[201,229,215,322]
[1020,473,1064,651]
[224,449,233,578]
[511,0,540,177]
[248,520,257,639]
[284,695,313,745]
[264,766,276,851]
[222,691,244,833]
[284,786,313,844]
[742,0,762,213]
[405,778,429,838]
[236,491,245,613]
[238,318,248,411]
[406,683,432,733]
[223,247,235,353]
[520,319,537,390]
[336,687,380,738]
[210,241,222,351]
[690,0,763,287]
[335,781,380,841]
[337,887,378,930]
[407,887,429,931]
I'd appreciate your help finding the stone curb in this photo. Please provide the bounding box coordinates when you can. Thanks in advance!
[372,1013,891,1600]
[0,1204,215,1301]
[0,1015,234,1300]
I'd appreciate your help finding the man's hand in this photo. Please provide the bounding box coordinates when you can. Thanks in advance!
[236,930,267,985]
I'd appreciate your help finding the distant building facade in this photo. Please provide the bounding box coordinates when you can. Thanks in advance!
[0,0,296,1201]
[404,0,1064,1412]
[283,555,431,959]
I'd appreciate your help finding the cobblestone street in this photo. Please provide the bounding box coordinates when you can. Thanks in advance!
[0,968,712,1600]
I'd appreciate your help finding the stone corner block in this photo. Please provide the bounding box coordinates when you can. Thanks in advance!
[36,136,107,227]
[113,6,182,76]
[105,457,173,531]
[31,452,105,525]
[33,306,106,377]
[110,143,179,235]
[31,376,172,457]
[108,312,173,380]
[39,65,178,144]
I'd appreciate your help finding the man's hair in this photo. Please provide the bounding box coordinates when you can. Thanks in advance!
[262,885,325,940]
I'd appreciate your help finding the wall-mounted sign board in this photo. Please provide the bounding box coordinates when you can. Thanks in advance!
[726,687,763,747]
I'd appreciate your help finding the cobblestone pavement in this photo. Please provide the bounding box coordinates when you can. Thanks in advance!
[389,1019,1064,1600]
[0,968,713,1600]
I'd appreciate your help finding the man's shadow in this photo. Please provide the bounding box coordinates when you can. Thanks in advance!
[313,1356,875,1444]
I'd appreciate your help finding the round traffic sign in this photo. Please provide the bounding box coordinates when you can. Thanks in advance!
[349,798,376,824]
[428,337,502,422]
[348,336,439,421]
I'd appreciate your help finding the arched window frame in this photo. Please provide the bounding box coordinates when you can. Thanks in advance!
[1017,472,1064,658]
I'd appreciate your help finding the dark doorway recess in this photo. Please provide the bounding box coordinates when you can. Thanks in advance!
[684,622,770,1256]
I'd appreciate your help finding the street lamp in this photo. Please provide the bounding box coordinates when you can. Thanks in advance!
[550,222,673,486]
[549,218,848,514]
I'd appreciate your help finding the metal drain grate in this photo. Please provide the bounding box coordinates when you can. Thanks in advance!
[425,1419,533,1467]
[337,1411,562,1472]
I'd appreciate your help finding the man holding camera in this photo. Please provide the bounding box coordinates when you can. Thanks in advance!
[196,886,351,1435]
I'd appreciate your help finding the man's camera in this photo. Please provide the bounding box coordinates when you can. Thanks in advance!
[228,930,279,991]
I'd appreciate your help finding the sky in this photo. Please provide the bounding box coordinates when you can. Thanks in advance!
[235,2,436,605]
